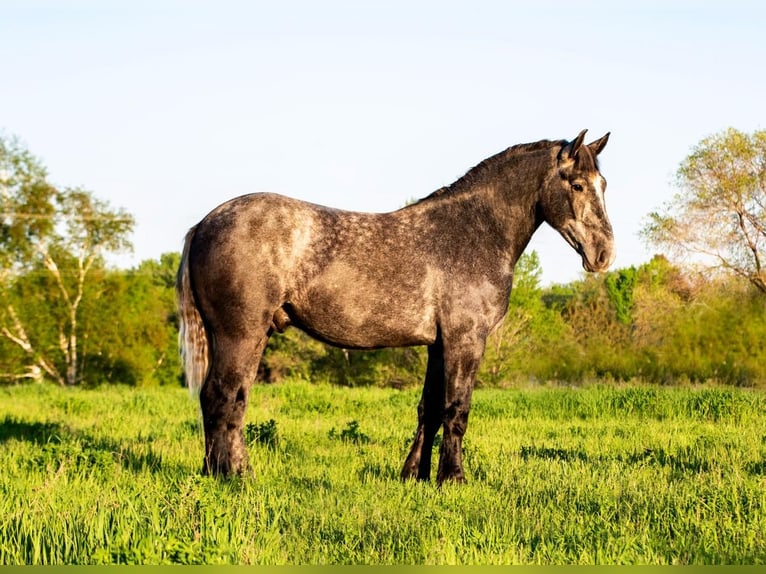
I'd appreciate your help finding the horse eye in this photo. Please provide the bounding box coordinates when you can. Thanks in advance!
[571,183,584,192]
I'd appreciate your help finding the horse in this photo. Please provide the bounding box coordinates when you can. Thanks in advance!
[176,129,614,484]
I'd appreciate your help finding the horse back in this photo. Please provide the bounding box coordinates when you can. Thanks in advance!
[189,193,442,348]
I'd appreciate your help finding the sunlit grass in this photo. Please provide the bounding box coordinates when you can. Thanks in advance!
[0,381,764,564]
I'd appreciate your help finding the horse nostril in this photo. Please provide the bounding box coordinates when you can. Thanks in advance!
[597,249,612,269]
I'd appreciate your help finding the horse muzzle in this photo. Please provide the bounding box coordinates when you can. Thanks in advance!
[559,223,615,274]
[579,239,615,273]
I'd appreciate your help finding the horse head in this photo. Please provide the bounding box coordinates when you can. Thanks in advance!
[541,129,615,273]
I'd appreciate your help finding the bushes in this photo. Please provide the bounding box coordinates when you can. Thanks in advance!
[537,256,766,387]
[261,329,426,388]
[171,252,766,389]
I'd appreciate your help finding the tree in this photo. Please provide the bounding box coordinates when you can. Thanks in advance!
[604,266,638,325]
[0,134,134,385]
[643,128,766,293]
[479,251,575,385]
[77,254,183,386]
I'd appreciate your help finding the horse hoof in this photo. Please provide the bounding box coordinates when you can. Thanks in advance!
[202,456,247,478]
[436,473,467,486]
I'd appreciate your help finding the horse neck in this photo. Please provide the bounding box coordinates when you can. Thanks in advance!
[432,148,550,261]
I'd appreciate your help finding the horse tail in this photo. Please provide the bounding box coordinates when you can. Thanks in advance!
[177,226,209,395]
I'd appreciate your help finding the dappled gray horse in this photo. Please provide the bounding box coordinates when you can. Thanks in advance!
[177,130,614,483]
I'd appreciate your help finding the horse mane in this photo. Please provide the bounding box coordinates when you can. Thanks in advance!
[415,139,565,204]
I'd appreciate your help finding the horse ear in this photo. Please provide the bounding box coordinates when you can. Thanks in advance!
[563,129,588,160]
[588,132,610,156]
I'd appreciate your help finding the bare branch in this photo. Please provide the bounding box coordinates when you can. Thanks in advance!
[1,304,65,385]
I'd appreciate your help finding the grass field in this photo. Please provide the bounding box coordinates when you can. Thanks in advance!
[0,380,765,565]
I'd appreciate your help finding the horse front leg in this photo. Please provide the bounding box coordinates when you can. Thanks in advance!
[401,340,445,481]
[436,337,484,485]
[200,335,266,477]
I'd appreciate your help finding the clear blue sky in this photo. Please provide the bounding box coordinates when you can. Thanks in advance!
[2,1,764,284]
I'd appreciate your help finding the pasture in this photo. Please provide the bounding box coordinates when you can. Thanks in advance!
[0,381,765,565]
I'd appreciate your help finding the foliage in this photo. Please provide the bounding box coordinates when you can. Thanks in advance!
[85,253,182,386]
[261,323,426,388]
[0,253,181,387]
[0,135,56,269]
[259,251,766,389]
[312,346,426,388]
[1,382,765,564]
[328,420,371,444]
[245,419,279,449]
[479,252,575,385]
[2,244,765,389]
[643,128,766,293]
[96,249,766,389]
[0,133,134,385]
[604,266,638,325]
[535,256,766,386]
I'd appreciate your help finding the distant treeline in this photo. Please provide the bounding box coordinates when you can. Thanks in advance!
[0,253,180,387]
[5,250,761,388]
[262,252,766,389]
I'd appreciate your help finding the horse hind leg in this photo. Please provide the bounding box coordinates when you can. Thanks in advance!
[200,332,268,477]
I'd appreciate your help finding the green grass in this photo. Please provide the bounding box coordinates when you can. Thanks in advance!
[1,381,765,564]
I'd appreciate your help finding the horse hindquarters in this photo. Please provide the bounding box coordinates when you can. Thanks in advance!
[178,225,273,477]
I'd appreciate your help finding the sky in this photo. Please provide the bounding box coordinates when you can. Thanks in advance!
[2,1,765,285]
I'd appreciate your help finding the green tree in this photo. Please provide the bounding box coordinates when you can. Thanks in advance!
[0,134,134,385]
[82,254,182,386]
[604,266,638,325]
[643,128,766,293]
[479,251,575,385]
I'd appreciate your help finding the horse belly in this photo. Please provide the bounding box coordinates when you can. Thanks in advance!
[291,264,438,349]
[295,303,436,349]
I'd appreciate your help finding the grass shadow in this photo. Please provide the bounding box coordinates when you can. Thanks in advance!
[1,414,190,476]
[519,445,589,463]
[76,433,192,476]
[622,447,711,474]
[0,415,65,444]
